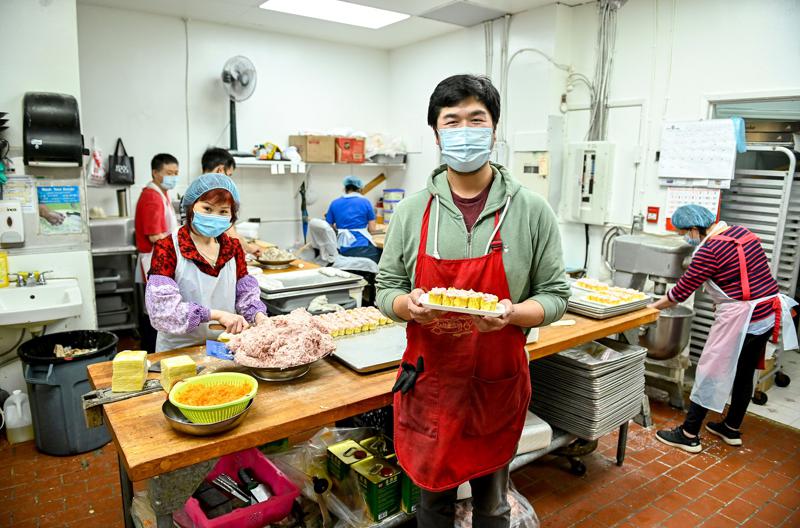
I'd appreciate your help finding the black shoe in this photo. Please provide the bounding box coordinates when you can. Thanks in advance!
[656,426,702,453]
[705,422,743,446]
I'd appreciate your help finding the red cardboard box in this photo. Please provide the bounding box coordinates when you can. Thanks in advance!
[335,137,365,164]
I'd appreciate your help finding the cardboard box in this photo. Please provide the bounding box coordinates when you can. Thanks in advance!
[756,356,777,394]
[335,137,366,164]
[289,135,335,163]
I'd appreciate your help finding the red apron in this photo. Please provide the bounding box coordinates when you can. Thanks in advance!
[393,197,530,492]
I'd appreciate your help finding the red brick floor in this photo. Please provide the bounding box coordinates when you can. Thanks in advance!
[0,400,797,527]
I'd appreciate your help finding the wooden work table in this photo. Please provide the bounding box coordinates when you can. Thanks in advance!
[88,308,657,483]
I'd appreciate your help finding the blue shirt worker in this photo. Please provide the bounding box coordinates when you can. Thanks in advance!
[325,176,381,263]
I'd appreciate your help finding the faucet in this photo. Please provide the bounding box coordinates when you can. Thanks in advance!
[10,271,52,287]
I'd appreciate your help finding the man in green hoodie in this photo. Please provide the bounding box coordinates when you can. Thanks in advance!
[376,74,570,528]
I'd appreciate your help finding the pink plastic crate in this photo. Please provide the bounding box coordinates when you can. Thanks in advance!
[184,448,300,528]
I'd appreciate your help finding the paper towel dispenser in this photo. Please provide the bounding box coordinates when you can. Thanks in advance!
[23,92,83,167]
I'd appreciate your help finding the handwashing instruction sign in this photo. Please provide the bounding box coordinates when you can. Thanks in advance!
[37,185,83,235]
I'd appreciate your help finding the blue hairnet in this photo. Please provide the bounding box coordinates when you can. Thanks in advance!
[343,176,364,190]
[181,173,240,208]
[671,204,716,230]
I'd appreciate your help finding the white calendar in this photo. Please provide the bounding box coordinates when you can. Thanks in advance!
[659,119,737,183]
[665,187,721,231]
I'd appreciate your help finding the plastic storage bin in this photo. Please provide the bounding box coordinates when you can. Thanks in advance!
[184,448,300,528]
[18,331,118,455]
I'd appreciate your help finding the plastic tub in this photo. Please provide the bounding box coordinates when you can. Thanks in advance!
[18,331,118,454]
[383,189,405,201]
[383,199,401,212]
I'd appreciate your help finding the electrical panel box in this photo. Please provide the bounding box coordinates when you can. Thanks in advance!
[513,115,564,209]
[561,141,614,226]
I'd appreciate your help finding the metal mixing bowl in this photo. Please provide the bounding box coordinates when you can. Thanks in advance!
[249,363,312,381]
[639,305,694,360]
[162,399,252,436]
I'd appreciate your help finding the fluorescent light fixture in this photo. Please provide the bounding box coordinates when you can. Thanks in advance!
[259,0,410,29]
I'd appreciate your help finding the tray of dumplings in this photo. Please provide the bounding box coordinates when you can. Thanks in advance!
[568,278,650,319]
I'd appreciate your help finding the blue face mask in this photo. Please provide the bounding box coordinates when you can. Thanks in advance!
[438,127,493,173]
[684,234,701,247]
[161,175,178,190]
[192,212,232,238]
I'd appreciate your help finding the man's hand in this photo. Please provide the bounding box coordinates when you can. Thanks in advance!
[406,288,443,325]
[472,299,513,333]
[254,312,268,326]
[648,296,676,311]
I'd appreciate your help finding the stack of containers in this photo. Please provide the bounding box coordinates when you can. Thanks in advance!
[530,338,646,440]
[382,189,405,224]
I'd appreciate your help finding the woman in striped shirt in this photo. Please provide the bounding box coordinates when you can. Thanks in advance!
[650,205,798,453]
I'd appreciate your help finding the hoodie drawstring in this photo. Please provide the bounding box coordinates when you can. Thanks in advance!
[431,194,512,258]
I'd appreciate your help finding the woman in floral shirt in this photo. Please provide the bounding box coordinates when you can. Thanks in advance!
[146,174,267,351]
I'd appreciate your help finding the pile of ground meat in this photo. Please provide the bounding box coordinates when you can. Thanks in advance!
[229,309,335,369]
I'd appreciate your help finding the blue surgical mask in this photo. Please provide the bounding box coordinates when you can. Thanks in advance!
[684,234,701,247]
[438,127,493,173]
[161,175,178,190]
[192,212,231,238]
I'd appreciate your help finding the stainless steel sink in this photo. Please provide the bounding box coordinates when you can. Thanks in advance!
[89,217,135,249]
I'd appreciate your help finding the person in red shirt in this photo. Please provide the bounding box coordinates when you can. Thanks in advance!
[135,153,180,282]
[201,147,261,257]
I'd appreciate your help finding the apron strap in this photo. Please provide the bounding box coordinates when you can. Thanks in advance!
[419,195,512,259]
[708,232,760,301]
[771,296,782,344]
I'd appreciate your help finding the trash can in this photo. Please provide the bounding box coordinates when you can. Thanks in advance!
[18,331,118,455]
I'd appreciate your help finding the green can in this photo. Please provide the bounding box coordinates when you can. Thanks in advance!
[352,457,401,522]
[327,439,371,481]
[400,472,421,514]
[360,435,394,458]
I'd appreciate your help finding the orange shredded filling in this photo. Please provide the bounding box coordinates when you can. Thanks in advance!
[175,383,250,406]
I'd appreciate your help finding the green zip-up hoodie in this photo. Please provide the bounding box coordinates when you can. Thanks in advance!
[376,163,571,327]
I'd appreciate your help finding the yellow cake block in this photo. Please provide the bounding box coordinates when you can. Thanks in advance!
[160,355,197,393]
[112,350,148,392]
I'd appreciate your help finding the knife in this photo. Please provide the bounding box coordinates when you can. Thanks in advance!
[238,468,272,503]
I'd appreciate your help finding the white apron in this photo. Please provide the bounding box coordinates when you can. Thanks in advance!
[136,182,179,283]
[689,229,799,412]
[337,227,374,249]
[155,232,237,352]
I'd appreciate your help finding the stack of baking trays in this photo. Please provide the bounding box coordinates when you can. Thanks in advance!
[530,339,647,440]
[567,279,650,319]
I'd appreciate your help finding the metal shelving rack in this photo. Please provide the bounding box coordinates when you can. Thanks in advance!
[689,145,799,392]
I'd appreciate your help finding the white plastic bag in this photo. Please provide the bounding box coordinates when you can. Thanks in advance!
[455,485,540,528]
[88,136,106,186]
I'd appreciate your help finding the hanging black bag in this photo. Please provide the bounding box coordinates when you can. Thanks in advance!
[107,138,135,184]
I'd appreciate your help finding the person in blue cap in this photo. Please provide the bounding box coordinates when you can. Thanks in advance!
[325,176,381,263]
[146,174,268,352]
[650,204,798,453]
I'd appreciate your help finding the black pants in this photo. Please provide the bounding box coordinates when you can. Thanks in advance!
[341,244,381,264]
[683,330,771,435]
[417,466,510,528]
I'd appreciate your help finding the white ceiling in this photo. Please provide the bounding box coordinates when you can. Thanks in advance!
[77,0,557,49]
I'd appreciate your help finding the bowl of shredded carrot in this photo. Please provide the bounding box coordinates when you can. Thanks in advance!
[169,372,258,424]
